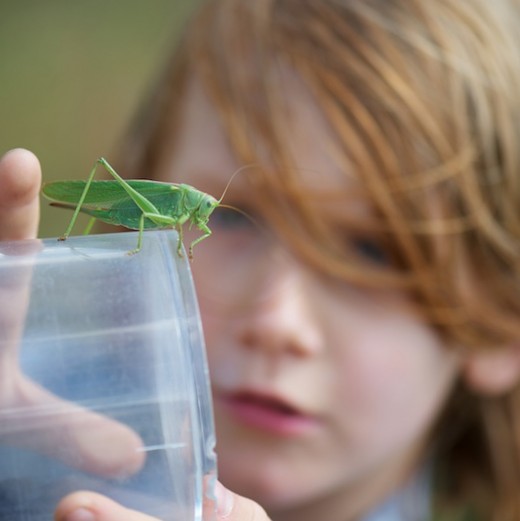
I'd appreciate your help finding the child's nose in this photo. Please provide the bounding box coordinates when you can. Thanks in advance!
[234,263,324,358]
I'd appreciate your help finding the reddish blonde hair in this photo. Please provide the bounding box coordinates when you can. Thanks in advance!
[120,1,520,517]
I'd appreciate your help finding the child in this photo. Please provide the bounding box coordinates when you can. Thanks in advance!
[2,0,520,519]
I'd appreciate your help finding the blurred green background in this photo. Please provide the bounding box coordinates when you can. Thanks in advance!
[0,1,199,238]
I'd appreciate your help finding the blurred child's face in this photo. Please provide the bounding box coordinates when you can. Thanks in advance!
[156,78,460,517]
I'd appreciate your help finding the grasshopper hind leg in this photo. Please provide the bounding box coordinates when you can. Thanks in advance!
[59,160,101,241]
[126,214,145,255]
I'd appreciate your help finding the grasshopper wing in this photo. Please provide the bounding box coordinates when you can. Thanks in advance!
[42,179,180,204]
[42,180,184,229]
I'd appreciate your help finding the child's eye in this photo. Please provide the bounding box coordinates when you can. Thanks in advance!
[210,207,254,230]
[350,237,390,266]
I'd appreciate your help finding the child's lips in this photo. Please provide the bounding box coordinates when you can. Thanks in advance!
[216,389,322,437]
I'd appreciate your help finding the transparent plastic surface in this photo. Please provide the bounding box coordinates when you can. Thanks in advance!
[0,231,217,521]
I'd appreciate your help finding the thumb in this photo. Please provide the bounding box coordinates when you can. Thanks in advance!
[0,148,41,240]
[215,482,271,521]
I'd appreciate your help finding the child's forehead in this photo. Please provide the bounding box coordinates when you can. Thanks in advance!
[175,74,359,191]
[155,72,375,227]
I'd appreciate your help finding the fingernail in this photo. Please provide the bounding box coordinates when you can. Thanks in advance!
[215,481,233,518]
[64,508,96,521]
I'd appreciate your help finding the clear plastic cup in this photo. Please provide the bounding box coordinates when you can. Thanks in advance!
[0,230,217,521]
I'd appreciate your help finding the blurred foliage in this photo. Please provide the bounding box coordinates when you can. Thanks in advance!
[0,1,200,237]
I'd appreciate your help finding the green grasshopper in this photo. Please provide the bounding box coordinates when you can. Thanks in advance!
[42,157,238,258]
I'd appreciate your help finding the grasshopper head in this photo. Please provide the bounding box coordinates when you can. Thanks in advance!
[197,193,219,222]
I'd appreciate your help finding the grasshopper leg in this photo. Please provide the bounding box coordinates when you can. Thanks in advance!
[188,224,212,259]
[60,161,101,241]
[175,223,184,258]
[127,214,145,255]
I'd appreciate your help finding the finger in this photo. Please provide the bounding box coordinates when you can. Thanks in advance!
[54,484,273,521]
[0,376,146,478]
[0,148,41,240]
[0,148,43,369]
[55,491,160,521]
[215,482,271,521]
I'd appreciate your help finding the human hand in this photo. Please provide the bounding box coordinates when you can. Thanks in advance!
[55,482,271,521]
[0,148,40,241]
[0,150,270,521]
[0,149,145,478]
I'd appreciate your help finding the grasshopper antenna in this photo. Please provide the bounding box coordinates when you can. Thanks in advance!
[217,203,261,228]
[217,164,258,204]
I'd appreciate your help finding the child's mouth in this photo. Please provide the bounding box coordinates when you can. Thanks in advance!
[217,390,320,437]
